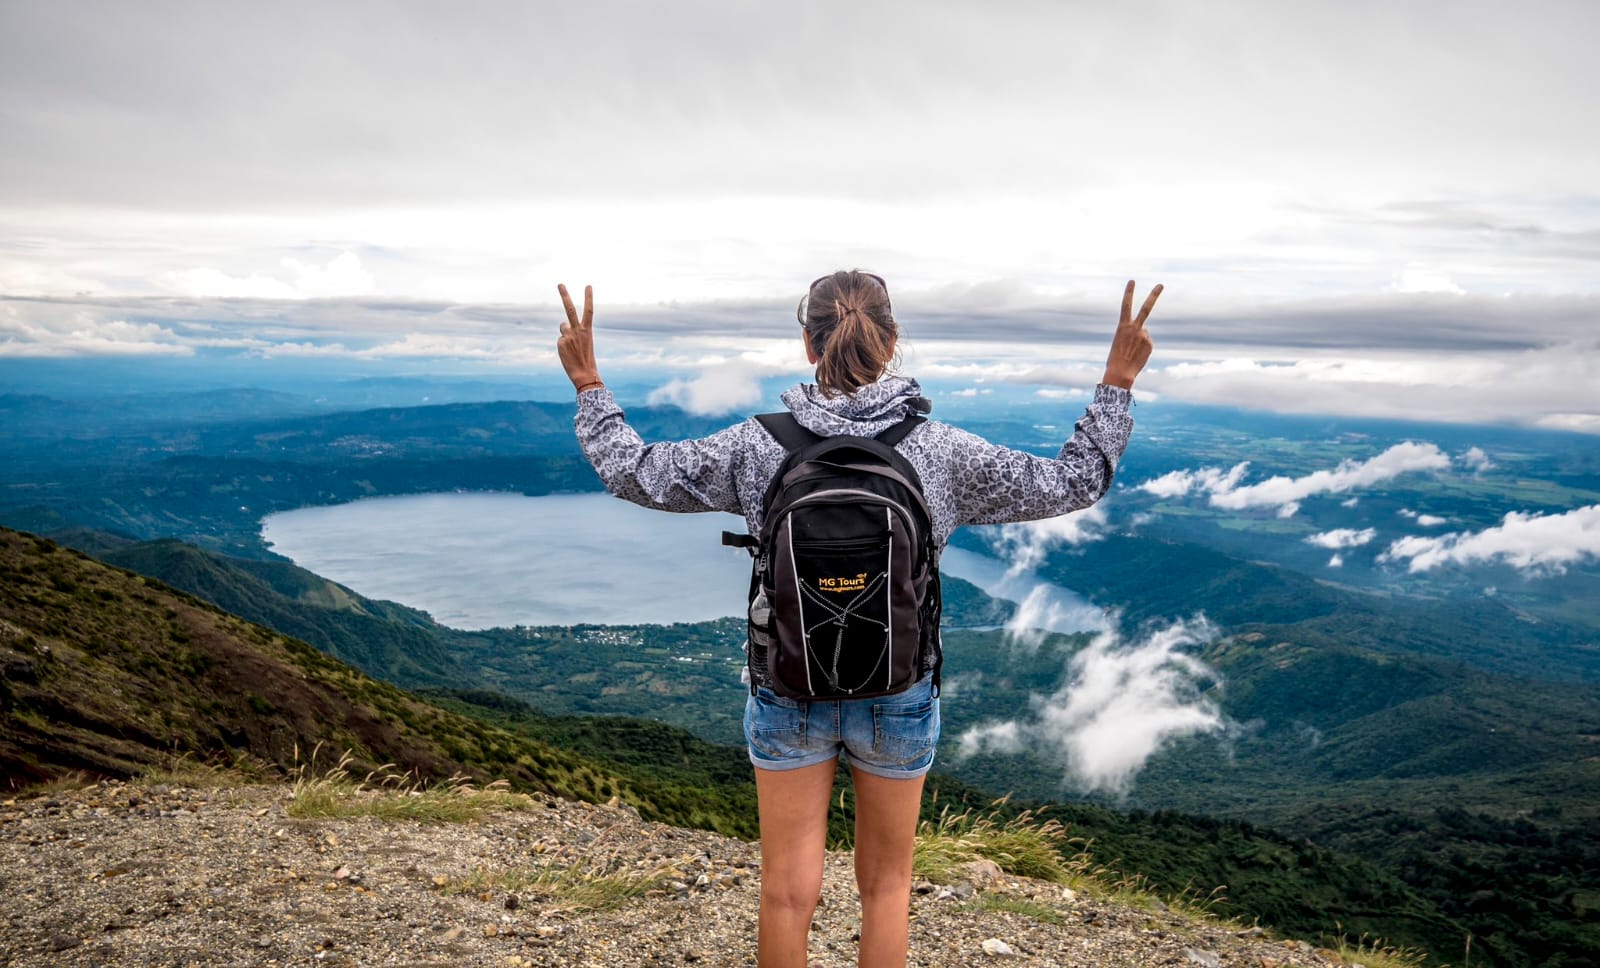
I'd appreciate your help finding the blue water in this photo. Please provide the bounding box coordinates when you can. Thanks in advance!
[261,492,1101,632]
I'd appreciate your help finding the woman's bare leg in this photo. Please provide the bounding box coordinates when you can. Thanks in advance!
[850,767,926,968]
[754,760,836,968]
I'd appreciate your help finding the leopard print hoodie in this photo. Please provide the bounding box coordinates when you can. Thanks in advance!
[574,375,1134,548]
[574,375,1133,685]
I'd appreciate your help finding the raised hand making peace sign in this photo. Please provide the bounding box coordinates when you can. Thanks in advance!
[556,283,604,393]
[1102,280,1162,390]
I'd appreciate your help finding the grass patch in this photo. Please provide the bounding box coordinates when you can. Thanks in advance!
[958,894,1068,925]
[137,751,266,789]
[913,802,1082,884]
[1324,927,1432,968]
[287,747,537,822]
[6,769,96,800]
[443,854,670,913]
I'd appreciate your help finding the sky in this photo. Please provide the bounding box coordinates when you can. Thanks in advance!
[2,0,1596,430]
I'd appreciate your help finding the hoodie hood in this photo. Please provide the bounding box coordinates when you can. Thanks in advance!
[780,375,932,438]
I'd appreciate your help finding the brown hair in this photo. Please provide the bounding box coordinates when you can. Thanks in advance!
[799,269,898,397]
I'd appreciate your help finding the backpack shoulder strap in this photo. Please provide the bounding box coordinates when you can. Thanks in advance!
[874,414,925,448]
[755,412,821,452]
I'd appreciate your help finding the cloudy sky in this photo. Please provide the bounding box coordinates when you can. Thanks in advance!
[2,0,1596,428]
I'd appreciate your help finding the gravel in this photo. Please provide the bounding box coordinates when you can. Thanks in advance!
[0,779,1344,967]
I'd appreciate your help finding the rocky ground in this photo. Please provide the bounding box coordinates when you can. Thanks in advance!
[0,779,1351,967]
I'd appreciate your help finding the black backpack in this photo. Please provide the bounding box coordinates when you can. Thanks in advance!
[724,411,942,701]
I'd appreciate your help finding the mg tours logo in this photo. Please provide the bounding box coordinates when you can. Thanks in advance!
[818,572,870,594]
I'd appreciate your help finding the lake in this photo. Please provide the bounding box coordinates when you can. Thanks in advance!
[261,492,1103,632]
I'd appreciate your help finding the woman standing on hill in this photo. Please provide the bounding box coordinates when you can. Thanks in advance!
[556,272,1159,968]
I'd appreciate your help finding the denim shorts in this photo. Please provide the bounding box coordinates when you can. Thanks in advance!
[743,675,940,780]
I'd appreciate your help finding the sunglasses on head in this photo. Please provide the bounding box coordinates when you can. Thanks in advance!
[797,271,892,327]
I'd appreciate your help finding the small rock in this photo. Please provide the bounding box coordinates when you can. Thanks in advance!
[1184,948,1222,968]
[535,925,559,938]
[484,924,498,937]
[48,935,81,952]
[504,894,520,911]
[432,875,450,888]
[964,859,1004,886]
[981,938,1016,957]
[440,927,465,941]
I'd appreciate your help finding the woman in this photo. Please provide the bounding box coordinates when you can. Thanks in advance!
[556,271,1159,968]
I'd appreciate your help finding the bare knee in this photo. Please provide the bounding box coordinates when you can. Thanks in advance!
[855,863,912,904]
[762,876,823,917]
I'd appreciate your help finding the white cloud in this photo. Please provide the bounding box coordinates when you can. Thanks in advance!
[1208,442,1451,510]
[956,618,1226,795]
[1459,447,1494,472]
[1140,443,1450,516]
[1341,497,1361,508]
[1002,585,1105,651]
[1145,344,1600,434]
[1535,413,1600,435]
[164,251,375,300]
[985,505,1110,577]
[1397,509,1446,526]
[163,267,302,300]
[1305,527,1377,550]
[1393,266,1465,294]
[957,721,1023,756]
[0,306,192,357]
[646,355,803,416]
[1379,504,1600,575]
[1137,463,1251,500]
[283,251,375,298]
[1328,553,1344,568]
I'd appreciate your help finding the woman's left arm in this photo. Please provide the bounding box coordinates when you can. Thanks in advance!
[575,387,748,514]
[558,283,745,515]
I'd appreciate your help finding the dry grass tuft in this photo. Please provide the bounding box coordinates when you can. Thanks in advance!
[1326,925,1434,968]
[286,746,536,823]
[442,848,672,913]
[913,801,1083,884]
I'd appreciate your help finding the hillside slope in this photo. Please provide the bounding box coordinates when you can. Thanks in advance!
[0,527,666,819]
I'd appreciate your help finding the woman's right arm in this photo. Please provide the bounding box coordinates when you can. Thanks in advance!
[950,386,1134,526]
[952,280,1160,526]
